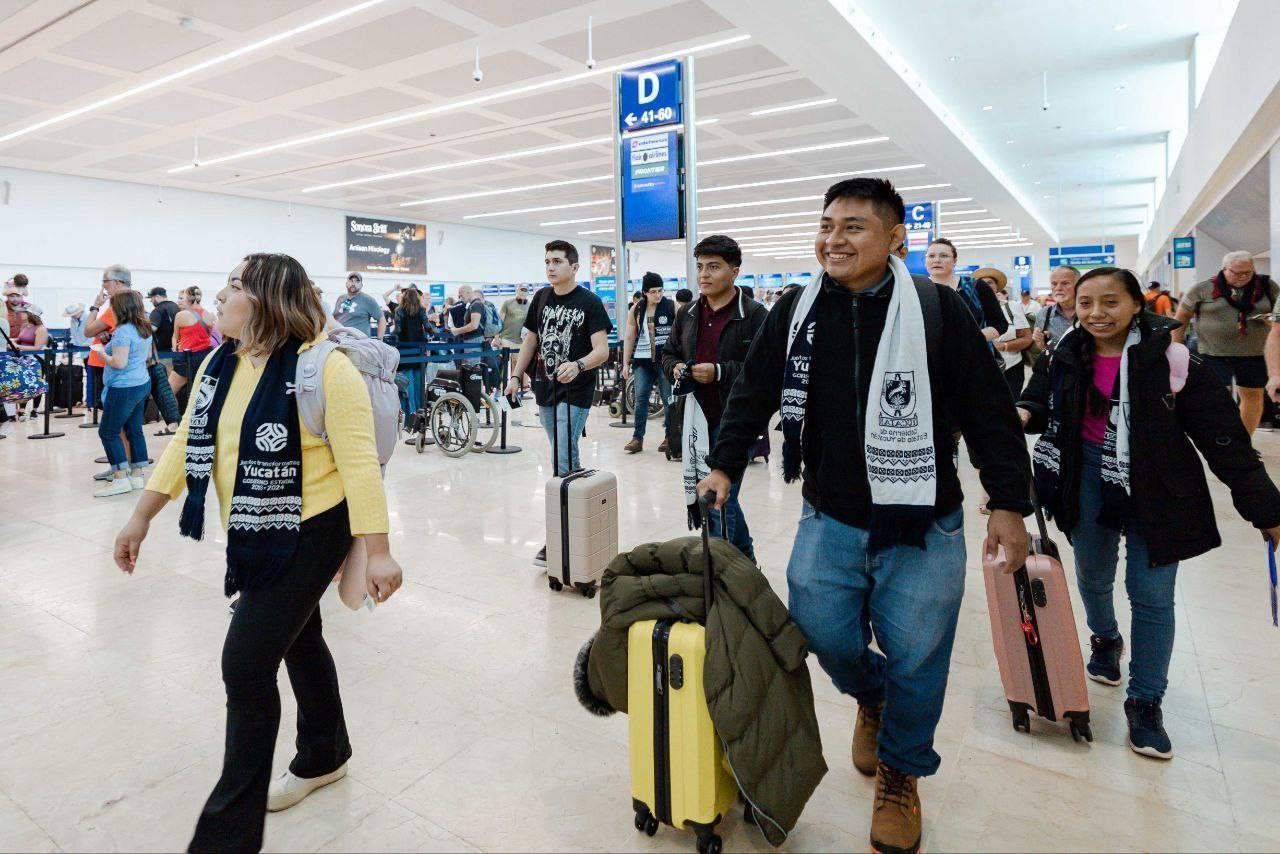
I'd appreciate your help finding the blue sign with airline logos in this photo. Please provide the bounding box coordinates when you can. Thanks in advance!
[618,59,682,133]
[621,129,682,242]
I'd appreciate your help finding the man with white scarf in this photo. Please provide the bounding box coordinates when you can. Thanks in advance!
[699,178,1032,854]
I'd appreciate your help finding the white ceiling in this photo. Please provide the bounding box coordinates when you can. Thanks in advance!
[0,0,1240,262]
[852,0,1238,243]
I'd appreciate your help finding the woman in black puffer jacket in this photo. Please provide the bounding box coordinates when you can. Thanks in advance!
[1018,266,1280,762]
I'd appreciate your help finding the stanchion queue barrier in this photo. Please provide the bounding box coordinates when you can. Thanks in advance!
[486,345,521,455]
[54,342,85,419]
[26,345,65,440]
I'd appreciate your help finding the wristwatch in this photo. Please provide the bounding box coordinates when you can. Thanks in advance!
[575,359,586,372]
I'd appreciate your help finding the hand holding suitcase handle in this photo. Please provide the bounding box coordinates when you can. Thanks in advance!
[699,493,726,614]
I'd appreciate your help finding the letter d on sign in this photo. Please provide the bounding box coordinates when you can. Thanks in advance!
[638,72,659,104]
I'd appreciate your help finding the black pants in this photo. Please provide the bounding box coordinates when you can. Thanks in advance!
[1003,361,1026,401]
[188,502,354,854]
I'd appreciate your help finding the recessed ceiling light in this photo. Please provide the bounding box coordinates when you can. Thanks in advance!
[982,105,994,111]
[464,199,612,220]
[542,215,614,226]
[699,163,925,195]
[698,136,888,167]
[1113,22,1129,31]
[899,183,952,192]
[170,32,751,173]
[936,197,973,204]
[1,0,391,145]
[939,208,987,216]
[401,175,610,207]
[749,98,838,117]
[944,218,1000,226]
[577,228,614,235]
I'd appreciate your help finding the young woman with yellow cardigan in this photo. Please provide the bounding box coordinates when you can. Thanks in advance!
[113,253,403,853]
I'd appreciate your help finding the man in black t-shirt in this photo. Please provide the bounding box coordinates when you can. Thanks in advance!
[506,241,612,567]
[447,284,485,367]
[147,287,180,352]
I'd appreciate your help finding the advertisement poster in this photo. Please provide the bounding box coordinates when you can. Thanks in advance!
[427,283,445,307]
[590,245,617,279]
[345,216,426,275]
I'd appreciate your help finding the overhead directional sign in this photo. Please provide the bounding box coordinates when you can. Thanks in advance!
[904,201,934,276]
[618,59,682,133]
[1050,244,1115,270]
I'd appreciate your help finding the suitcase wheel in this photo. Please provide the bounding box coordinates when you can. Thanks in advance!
[575,582,597,599]
[548,577,563,592]
[633,805,658,837]
[1067,712,1093,744]
[696,833,722,854]
[1009,701,1032,733]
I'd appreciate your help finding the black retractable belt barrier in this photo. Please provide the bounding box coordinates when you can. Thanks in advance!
[27,345,64,440]
[486,345,521,455]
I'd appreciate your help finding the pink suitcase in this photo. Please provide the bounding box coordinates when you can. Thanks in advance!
[981,505,1092,743]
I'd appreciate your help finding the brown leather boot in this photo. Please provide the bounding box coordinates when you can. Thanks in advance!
[657,437,670,454]
[870,762,921,854]
[624,438,643,453]
[852,702,883,776]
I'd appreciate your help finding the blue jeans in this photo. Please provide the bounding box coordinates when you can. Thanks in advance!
[98,381,150,470]
[631,359,672,441]
[1072,442,1178,702]
[539,401,591,477]
[786,502,967,777]
[398,366,422,417]
[707,423,754,562]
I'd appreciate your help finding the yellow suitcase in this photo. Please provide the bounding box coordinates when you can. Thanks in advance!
[627,505,737,854]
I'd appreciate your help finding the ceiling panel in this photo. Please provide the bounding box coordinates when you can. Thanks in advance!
[459,0,593,28]
[380,111,503,143]
[721,104,855,135]
[441,128,562,156]
[298,87,422,123]
[0,97,39,125]
[218,114,331,143]
[110,90,236,124]
[695,44,788,83]
[0,58,120,104]
[696,78,826,116]
[193,56,339,102]
[402,50,561,98]
[147,0,318,32]
[292,133,403,160]
[43,116,154,146]
[51,11,220,74]
[0,0,37,21]
[87,153,173,173]
[486,81,610,121]
[0,138,89,161]
[142,135,239,162]
[540,1,734,63]
[297,7,477,71]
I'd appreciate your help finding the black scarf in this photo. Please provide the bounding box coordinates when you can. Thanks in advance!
[180,340,304,596]
[1212,272,1268,336]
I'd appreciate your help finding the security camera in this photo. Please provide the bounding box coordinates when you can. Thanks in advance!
[472,67,483,83]
[586,58,596,70]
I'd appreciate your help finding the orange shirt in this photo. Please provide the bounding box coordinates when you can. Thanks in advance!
[87,304,115,368]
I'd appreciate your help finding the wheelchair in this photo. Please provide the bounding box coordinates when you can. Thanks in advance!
[607,374,667,420]
[405,363,500,457]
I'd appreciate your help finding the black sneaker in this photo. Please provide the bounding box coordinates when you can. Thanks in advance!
[1125,697,1173,759]
[533,545,547,567]
[1087,634,1124,686]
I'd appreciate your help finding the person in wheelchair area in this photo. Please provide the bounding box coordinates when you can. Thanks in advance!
[621,272,676,455]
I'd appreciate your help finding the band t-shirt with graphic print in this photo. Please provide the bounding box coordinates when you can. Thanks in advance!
[524,285,613,408]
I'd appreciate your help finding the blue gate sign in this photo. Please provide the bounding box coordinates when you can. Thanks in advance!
[904,201,934,276]
[618,59,682,133]
[621,129,682,242]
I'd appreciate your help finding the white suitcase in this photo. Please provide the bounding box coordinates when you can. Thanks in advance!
[545,469,618,597]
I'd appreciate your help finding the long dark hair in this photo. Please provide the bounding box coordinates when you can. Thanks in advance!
[1075,266,1147,417]
[111,290,153,338]
[401,287,422,315]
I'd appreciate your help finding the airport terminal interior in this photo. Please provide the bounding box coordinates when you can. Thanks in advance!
[2,1,1279,852]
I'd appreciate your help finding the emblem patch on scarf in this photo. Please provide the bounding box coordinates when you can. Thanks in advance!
[879,371,918,427]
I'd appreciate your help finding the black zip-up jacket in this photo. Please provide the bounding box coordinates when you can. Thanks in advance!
[707,274,1033,529]
[1018,316,1280,566]
[660,287,768,415]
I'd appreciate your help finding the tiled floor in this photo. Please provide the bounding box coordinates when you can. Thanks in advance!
[2,405,1279,853]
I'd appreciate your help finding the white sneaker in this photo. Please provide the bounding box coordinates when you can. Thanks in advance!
[94,478,134,498]
[129,471,147,490]
[267,763,348,812]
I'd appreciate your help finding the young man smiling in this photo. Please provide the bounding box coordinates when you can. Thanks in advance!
[699,178,1032,854]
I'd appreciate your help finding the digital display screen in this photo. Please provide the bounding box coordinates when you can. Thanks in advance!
[621,129,682,243]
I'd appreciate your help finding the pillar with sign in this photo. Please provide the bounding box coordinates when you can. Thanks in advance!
[611,56,697,332]
[903,201,935,276]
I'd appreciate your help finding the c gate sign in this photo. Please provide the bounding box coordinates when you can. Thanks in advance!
[618,59,682,133]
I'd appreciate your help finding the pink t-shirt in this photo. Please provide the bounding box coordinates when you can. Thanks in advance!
[1082,355,1122,444]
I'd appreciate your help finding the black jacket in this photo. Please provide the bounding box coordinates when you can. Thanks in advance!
[660,287,768,417]
[1018,315,1280,566]
[707,274,1032,529]
[150,300,179,352]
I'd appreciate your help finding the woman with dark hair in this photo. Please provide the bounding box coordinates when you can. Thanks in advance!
[112,253,403,852]
[93,290,154,496]
[1018,266,1280,760]
[395,285,432,415]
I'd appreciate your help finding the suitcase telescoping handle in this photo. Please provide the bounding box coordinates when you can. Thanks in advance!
[699,492,727,613]
[1028,478,1053,552]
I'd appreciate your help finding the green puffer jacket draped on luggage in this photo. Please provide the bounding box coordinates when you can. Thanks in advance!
[573,535,827,846]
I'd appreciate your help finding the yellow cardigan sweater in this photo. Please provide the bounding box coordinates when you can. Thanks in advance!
[147,340,388,535]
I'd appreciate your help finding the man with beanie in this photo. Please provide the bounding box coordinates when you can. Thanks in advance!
[663,235,767,560]
[621,272,677,454]
[698,178,1031,854]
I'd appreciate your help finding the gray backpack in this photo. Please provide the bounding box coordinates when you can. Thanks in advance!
[295,326,402,466]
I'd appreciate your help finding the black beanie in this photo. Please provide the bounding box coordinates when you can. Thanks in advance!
[641,271,663,291]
